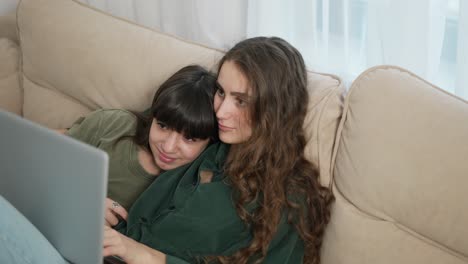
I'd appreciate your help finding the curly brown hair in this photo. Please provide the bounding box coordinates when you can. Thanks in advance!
[216,37,334,263]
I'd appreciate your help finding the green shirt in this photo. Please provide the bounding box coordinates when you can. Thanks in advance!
[117,142,305,263]
[66,109,156,210]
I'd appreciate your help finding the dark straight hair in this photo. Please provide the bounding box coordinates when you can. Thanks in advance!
[132,65,219,152]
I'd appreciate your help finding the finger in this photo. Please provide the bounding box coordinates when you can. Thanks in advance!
[103,226,118,240]
[105,198,119,210]
[103,227,123,244]
[103,231,119,248]
[105,197,115,205]
[103,243,122,257]
[111,205,128,221]
[102,229,125,257]
[106,198,128,221]
[102,246,117,257]
[105,210,119,226]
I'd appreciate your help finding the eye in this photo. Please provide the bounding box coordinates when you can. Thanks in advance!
[183,136,198,143]
[236,98,248,107]
[216,88,225,98]
[156,121,168,129]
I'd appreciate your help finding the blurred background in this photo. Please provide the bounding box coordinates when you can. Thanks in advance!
[1,0,466,99]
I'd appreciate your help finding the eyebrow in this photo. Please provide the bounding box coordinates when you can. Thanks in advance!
[231,92,250,100]
[215,81,223,90]
[216,81,250,99]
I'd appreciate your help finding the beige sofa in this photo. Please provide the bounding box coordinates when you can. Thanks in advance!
[1,0,467,263]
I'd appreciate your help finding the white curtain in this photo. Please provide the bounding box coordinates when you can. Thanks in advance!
[74,0,468,99]
[82,0,248,50]
[0,0,19,15]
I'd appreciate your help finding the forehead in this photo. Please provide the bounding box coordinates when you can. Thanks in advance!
[217,60,250,95]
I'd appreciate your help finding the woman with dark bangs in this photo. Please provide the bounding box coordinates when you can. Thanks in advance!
[59,65,219,214]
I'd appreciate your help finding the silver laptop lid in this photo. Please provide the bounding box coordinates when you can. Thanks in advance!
[0,110,108,264]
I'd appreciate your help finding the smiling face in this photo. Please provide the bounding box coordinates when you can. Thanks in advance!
[148,119,210,171]
[214,60,253,144]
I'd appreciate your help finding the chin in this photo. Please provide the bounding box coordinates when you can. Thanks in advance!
[219,134,240,144]
[156,160,174,171]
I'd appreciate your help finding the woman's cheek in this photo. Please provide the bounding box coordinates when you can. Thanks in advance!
[185,144,205,161]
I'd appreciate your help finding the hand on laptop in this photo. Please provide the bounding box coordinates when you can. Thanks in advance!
[103,226,166,264]
[105,198,128,227]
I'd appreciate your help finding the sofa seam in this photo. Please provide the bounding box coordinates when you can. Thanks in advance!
[393,221,468,262]
[315,83,345,188]
[329,91,349,192]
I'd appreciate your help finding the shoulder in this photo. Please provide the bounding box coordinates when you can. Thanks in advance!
[70,109,139,137]
[86,109,137,128]
[66,109,140,144]
[205,142,230,159]
[87,109,137,122]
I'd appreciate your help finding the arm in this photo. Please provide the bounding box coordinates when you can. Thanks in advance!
[103,227,191,264]
[103,226,165,263]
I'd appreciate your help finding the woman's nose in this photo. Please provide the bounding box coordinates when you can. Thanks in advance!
[161,132,178,153]
[215,99,230,120]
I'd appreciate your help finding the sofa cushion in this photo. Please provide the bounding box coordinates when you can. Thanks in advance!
[16,0,345,186]
[322,65,468,263]
[0,38,21,115]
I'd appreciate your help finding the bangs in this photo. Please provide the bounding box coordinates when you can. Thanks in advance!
[153,86,218,140]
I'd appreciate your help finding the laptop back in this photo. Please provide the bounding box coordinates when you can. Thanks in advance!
[0,110,108,264]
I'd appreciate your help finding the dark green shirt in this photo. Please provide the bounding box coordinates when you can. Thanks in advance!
[66,109,156,210]
[117,142,305,263]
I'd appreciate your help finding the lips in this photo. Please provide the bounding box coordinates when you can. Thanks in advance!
[218,123,234,132]
[157,149,176,163]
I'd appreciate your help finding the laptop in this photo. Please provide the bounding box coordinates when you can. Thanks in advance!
[0,110,109,264]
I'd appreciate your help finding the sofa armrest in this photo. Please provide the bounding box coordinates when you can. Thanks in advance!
[0,11,18,44]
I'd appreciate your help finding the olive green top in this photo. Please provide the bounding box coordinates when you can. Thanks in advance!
[66,109,156,210]
[116,142,305,263]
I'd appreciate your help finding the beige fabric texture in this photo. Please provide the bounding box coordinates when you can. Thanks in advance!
[22,77,91,127]
[0,38,21,115]
[322,65,468,263]
[16,0,345,187]
[0,12,18,44]
[305,72,345,185]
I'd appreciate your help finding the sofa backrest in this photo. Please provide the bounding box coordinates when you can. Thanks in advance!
[16,0,345,186]
[322,65,468,263]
